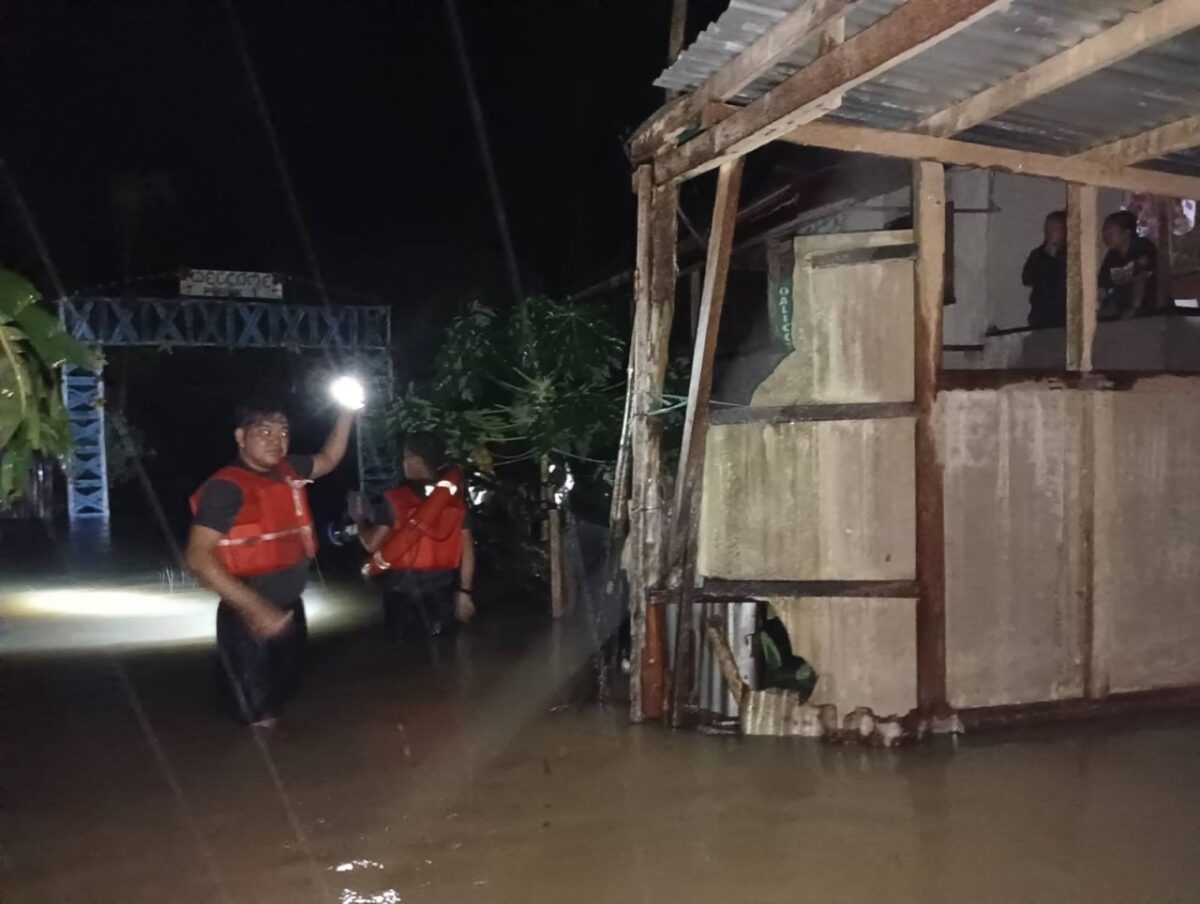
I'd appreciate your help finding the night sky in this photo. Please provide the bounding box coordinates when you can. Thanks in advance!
[1,0,733,524]
[2,0,730,314]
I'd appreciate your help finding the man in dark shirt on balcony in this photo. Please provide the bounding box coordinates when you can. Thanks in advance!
[1099,210,1158,319]
[1021,210,1067,329]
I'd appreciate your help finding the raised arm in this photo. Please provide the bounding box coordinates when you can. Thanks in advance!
[185,525,292,638]
[311,410,356,479]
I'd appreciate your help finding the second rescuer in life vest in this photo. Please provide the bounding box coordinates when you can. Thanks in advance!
[356,431,475,642]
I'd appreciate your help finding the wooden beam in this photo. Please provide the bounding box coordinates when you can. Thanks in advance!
[654,0,1010,183]
[780,120,1200,198]
[666,158,744,725]
[1066,184,1098,373]
[628,168,679,722]
[709,402,915,425]
[1065,185,1098,700]
[631,0,848,160]
[913,160,947,715]
[699,579,920,600]
[919,0,1200,137]
[1077,113,1200,167]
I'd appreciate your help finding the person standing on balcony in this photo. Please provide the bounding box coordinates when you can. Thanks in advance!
[1021,210,1067,329]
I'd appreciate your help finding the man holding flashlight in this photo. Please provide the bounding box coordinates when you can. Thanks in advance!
[185,380,361,727]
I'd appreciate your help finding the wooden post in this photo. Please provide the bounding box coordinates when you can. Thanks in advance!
[913,160,948,715]
[689,268,703,342]
[668,0,688,63]
[1066,184,1100,698]
[1066,184,1098,372]
[628,167,679,722]
[666,158,744,725]
[1156,197,1174,312]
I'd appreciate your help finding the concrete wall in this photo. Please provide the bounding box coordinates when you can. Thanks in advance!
[942,387,1088,708]
[943,317,1200,372]
[1094,382,1200,693]
[942,379,1200,709]
[754,236,914,407]
[699,419,915,582]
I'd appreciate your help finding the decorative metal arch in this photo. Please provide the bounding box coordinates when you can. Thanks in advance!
[59,295,394,523]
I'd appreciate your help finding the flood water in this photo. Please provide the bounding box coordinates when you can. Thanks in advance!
[2,527,1199,902]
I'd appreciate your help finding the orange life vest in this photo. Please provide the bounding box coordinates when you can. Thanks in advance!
[189,460,316,577]
[363,467,466,577]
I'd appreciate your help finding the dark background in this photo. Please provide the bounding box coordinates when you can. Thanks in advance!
[0,0,727,527]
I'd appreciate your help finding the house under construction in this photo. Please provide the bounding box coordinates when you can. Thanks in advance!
[615,0,1200,738]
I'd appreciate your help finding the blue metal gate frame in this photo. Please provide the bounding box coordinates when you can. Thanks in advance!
[59,296,394,523]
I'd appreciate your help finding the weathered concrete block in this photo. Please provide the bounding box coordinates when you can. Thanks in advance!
[699,420,915,581]
[754,233,914,406]
[941,386,1088,708]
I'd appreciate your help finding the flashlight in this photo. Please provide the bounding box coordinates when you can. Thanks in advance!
[329,375,365,411]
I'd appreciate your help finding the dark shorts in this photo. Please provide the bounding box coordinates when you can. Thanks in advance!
[215,598,307,723]
[380,579,455,640]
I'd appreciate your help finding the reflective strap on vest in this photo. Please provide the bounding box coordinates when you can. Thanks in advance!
[218,476,315,551]
[218,525,312,547]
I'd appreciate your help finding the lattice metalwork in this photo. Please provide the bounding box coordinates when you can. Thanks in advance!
[62,364,110,519]
[60,296,389,349]
[57,295,393,523]
[356,350,397,495]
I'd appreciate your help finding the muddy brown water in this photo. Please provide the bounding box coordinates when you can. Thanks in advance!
[2,579,1199,903]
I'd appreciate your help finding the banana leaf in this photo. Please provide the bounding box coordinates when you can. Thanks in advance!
[14,304,97,370]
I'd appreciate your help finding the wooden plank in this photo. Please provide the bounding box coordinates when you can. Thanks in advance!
[699,579,919,600]
[780,120,1200,198]
[957,685,1200,731]
[655,0,1010,183]
[627,169,679,722]
[919,0,1200,137]
[625,167,654,721]
[667,160,745,584]
[666,159,744,725]
[1077,113,1200,167]
[913,160,948,715]
[1156,198,1174,312]
[709,402,915,425]
[1066,184,1098,373]
[1078,393,1098,699]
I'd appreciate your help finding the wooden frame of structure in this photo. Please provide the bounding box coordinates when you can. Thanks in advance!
[620,0,1200,723]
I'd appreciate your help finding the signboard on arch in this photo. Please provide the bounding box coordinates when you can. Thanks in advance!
[180,269,283,300]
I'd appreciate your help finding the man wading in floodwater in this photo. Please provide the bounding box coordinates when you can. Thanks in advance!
[185,400,355,727]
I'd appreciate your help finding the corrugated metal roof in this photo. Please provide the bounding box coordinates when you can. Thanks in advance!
[655,0,1200,176]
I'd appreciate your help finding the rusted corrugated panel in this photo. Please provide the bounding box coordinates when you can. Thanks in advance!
[958,28,1200,157]
[655,0,1200,175]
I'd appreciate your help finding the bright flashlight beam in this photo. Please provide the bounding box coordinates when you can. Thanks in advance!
[329,375,365,411]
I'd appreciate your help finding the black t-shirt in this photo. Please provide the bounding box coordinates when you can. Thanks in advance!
[1022,244,1067,328]
[370,480,471,594]
[1099,236,1157,316]
[192,454,315,606]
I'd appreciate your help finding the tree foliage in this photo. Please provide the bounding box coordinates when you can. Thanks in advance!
[0,268,98,501]
[389,296,627,476]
